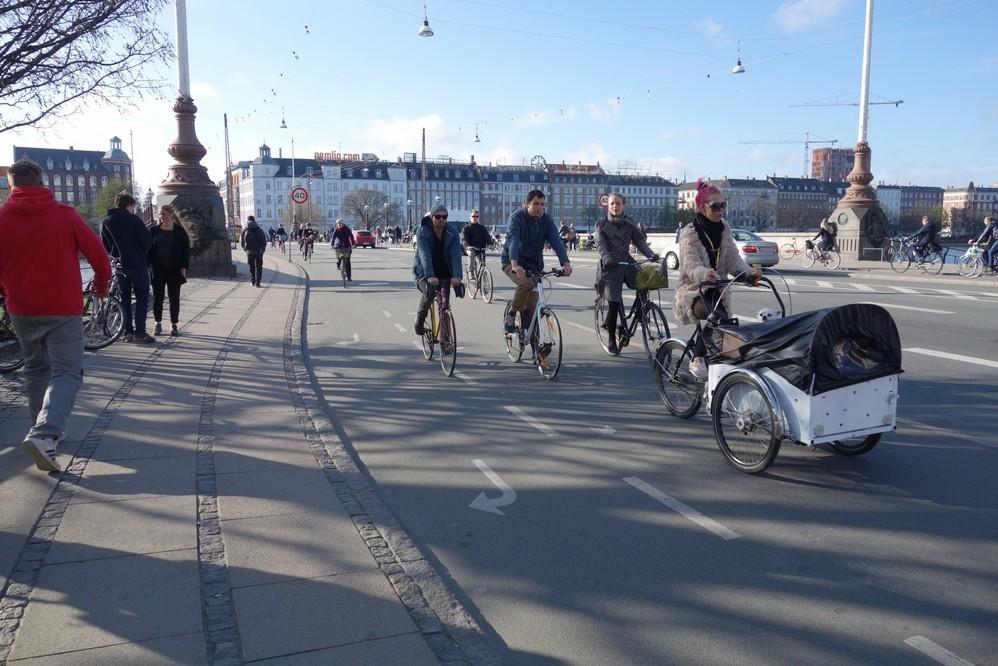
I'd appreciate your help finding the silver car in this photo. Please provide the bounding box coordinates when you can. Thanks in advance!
[731,229,780,267]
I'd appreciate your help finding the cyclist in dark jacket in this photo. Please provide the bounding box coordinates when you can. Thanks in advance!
[811,218,837,253]
[971,215,997,271]
[413,205,463,335]
[910,216,939,261]
[461,209,492,280]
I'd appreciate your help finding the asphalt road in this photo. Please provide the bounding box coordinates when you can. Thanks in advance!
[298,243,997,665]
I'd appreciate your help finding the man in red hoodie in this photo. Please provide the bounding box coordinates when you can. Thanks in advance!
[0,158,111,472]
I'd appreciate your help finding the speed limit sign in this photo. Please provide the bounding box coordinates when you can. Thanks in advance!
[290,186,309,205]
[597,192,610,208]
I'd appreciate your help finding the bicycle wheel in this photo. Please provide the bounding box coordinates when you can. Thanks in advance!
[890,251,911,273]
[779,243,797,260]
[800,249,817,269]
[593,297,616,356]
[821,250,841,270]
[535,307,562,380]
[83,294,125,350]
[654,339,702,419]
[958,254,982,278]
[0,316,24,373]
[712,373,781,474]
[439,309,457,376]
[479,269,494,303]
[503,302,524,362]
[542,276,553,301]
[924,251,945,275]
[639,300,670,366]
[828,433,881,456]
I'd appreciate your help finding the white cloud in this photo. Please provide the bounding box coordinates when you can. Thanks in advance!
[771,0,847,32]
[563,143,612,167]
[697,18,725,37]
[588,98,621,124]
[634,156,686,181]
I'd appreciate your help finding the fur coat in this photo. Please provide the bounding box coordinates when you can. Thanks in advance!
[673,220,752,325]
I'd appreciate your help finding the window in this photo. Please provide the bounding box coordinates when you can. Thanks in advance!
[89,176,97,187]
[266,195,272,204]
[42,174,49,186]
[67,191,75,202]
[113,165,120,173]
[266,181,271,190]
[78,175,85,186]
[277,195,284,204]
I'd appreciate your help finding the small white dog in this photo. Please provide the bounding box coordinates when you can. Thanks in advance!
[757,308,783,322]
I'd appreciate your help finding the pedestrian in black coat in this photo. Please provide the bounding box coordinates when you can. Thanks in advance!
[148,205,191,337]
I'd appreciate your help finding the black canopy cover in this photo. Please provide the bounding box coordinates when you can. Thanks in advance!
[709,303,903,395]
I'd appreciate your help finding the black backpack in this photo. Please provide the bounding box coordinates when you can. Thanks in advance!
[244,226,267,253]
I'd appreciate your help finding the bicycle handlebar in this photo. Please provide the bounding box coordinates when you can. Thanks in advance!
[697,273,786,322]
[525,268,565,278]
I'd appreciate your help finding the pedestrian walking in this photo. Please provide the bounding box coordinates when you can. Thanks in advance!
[149,204,190,337]
[0,158,112,472]
[101,192,155,343]
[240,215,268,286]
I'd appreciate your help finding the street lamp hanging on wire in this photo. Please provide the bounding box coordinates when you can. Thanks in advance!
[731,41,745,74]
[419,1,434,37]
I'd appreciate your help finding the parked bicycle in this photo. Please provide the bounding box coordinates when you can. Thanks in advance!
[464,246,494,303]
[891,243,946,275]
[885,236,910,264]
[0,295,24,373]
[503,269,564,380]
[593,259,670,366]
[420,283,458,376]
[82,262,126,350]
[800,240,842,270]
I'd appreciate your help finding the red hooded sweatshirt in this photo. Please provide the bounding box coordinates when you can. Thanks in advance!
[0,186,111,316]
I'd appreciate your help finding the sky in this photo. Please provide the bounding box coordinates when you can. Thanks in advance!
[3,0,997,193]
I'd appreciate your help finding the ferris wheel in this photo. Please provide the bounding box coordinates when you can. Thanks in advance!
[530,155,547,170]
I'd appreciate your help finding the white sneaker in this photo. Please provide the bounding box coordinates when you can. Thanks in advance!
[688,356,709,380]
[21,436,61,472]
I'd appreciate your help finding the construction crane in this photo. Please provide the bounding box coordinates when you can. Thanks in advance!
[739,132,838,178]
[790,94,903,109]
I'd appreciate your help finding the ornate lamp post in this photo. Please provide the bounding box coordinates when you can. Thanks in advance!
[383,201,391,230]
[363,204,370,230]
[407,198,413,232]
[157,0,233,276]
[831,0,888,260]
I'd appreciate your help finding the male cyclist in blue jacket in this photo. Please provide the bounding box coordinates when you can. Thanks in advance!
[500,190,573,332]
[413,204,463,335]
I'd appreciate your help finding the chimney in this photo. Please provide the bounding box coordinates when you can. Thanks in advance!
[69,146,74,151]
[279,148,282,159]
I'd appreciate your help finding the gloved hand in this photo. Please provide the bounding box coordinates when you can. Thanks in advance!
[651,254,660,263]
[604,259,618,269]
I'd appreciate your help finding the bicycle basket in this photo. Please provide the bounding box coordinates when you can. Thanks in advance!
[804,239,815,250]
[635,264,669,290]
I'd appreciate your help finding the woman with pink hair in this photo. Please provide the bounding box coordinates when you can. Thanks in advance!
[673,179,760,379]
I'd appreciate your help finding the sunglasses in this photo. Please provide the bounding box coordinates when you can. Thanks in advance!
[470,216,480,219]
[433,214,448,220]
[705,202,727,212]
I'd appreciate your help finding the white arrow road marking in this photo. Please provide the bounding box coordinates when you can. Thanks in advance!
[590,425,616,435]
[336,334,360,346]
[504,405,558,437]
[904,636,975,666]
[382,310,393,318]
[469,459,517,516]
[624,477,741,540]
[393,323,406,333]
[860,301,954,314]
[904,347,998,369]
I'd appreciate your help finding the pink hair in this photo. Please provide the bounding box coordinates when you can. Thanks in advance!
[694,178,721,208]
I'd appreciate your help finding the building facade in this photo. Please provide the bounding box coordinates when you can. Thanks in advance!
[943,182,998,236]
[811,148,854,182]
[606,174,677,229]
[678,178,778,230]
[548,163,606,230]
[406,157,481,225]
[477,165,549,230]
[898,185,944,224]
[767,176,831,230]
[12,137,132,208]
[875,184,902,225]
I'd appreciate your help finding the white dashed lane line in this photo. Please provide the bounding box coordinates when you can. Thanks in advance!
[859,302,954,314]
[904,636,975,666]
[904,347,998,369]
[624,477,741,541]
[504,405,558,437]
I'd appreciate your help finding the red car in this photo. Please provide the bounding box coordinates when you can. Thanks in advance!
[353,229,376,248]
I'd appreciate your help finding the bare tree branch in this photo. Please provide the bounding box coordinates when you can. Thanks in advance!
[0,0,173,133]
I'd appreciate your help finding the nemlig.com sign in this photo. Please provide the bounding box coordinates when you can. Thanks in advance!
[314,151,361,162]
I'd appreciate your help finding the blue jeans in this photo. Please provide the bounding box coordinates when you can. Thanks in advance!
[10,315,84,440]
[118,268,151,335]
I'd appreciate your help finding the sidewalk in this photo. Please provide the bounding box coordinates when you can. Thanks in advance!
[0,257,487,665]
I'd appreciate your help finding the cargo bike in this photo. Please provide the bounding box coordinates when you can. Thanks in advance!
[654,275,902,474]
